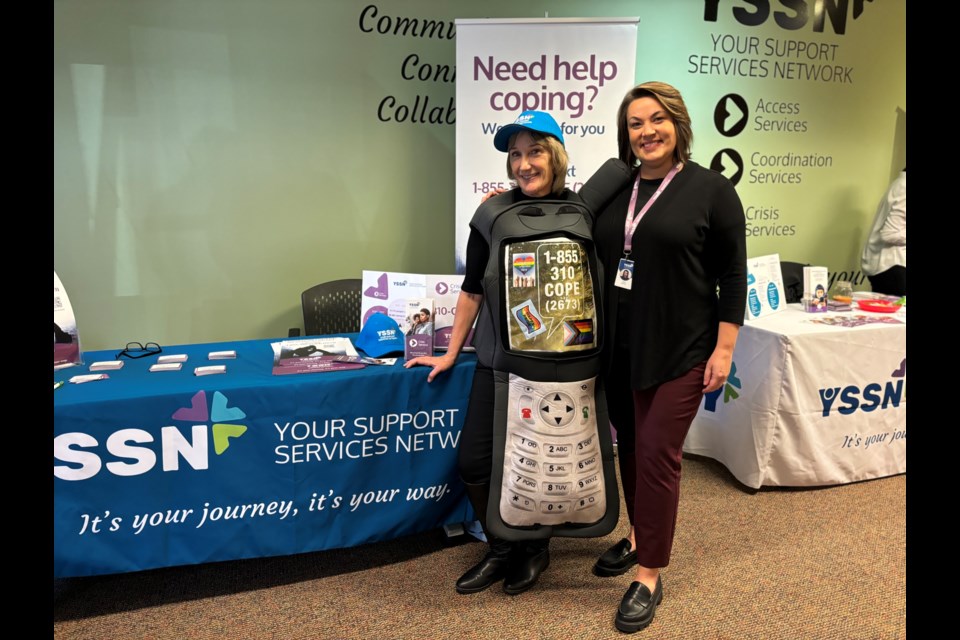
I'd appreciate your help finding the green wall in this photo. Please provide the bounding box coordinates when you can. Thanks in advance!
[54,1,906,351]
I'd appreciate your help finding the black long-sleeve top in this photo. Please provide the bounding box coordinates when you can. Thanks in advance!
[593,161,747,390]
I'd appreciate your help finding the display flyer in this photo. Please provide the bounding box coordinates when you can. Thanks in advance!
[403,298,435,360]
[744,254,786,322]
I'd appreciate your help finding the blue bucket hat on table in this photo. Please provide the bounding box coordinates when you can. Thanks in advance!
[493,110,565,152]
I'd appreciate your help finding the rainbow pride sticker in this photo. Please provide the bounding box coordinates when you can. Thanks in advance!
[512,253,537,288]
[511,299,547,339]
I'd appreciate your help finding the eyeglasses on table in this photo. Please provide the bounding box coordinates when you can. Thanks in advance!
[115,342,163,360]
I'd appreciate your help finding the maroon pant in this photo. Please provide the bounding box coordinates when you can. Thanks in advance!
[606,357,706,568]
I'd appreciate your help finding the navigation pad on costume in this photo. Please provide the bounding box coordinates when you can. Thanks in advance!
[500,374,606,526]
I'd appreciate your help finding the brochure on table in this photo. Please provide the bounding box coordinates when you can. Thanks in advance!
[744,254,786,322]
[402,298,435,360]
[270,337,365,375]
[802,266,829,313]
[360,270,474,351]
[54,271,83,369]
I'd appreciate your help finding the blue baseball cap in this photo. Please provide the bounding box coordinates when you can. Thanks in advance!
[356,312,404,357]
[493,111,565,152]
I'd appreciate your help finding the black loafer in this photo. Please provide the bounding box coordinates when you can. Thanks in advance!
[615,577,663,634]
[503,543,550,595]
[594,538,638,577]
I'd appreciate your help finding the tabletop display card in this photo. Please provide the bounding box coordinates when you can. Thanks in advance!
[271,337,365,375]
[360,270,473,351]
[744,254,786,322]
[402,298,435,361]
[54,271,83,369]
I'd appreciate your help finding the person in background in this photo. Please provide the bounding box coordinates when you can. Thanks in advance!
[589,81,746,634]
[861,169,906,297]
[405,110,579,596]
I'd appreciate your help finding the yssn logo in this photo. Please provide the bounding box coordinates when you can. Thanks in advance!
[53,390,248,481]
[703,362,742,412]
[819,357,906,417]
[704,0,875,35]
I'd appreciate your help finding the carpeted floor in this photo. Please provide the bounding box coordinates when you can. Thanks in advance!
[53,455,906,639]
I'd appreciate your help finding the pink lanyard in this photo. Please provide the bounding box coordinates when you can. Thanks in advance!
[622,163,682,255]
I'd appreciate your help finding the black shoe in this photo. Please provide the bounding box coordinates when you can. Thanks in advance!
[614,577,663,634]
[456,545,513,594]
[457,480,512,594]
[594,538,638,577]
[502,541,550,595]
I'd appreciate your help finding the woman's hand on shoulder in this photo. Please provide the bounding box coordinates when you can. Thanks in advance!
[480,188,507,204]
[404,352,457,382]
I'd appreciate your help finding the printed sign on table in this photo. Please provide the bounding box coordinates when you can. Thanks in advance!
[54,271,82,369]
[744,254,786,321]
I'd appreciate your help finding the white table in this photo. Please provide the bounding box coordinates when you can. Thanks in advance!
[684,305,906,488]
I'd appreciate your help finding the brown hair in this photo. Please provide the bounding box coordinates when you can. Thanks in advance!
[616,81,693,168]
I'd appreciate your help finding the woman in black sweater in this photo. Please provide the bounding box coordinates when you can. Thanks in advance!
[590,81,747,634]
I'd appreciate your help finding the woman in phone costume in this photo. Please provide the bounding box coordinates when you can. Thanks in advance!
[406,110,620,596]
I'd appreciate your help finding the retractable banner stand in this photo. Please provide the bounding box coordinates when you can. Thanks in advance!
[454,17,639,271]
[454,18,637,541]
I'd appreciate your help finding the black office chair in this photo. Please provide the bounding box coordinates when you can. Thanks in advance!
[298,279,363,336]
[779,261,808,304]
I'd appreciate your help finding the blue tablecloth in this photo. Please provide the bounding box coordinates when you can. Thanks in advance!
[54,337,477,577]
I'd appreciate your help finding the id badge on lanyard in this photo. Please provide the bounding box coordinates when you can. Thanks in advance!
[617,163,682,291]
[614,258,634,290]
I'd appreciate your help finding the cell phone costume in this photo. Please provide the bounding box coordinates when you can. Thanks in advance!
[469,159,632,542]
